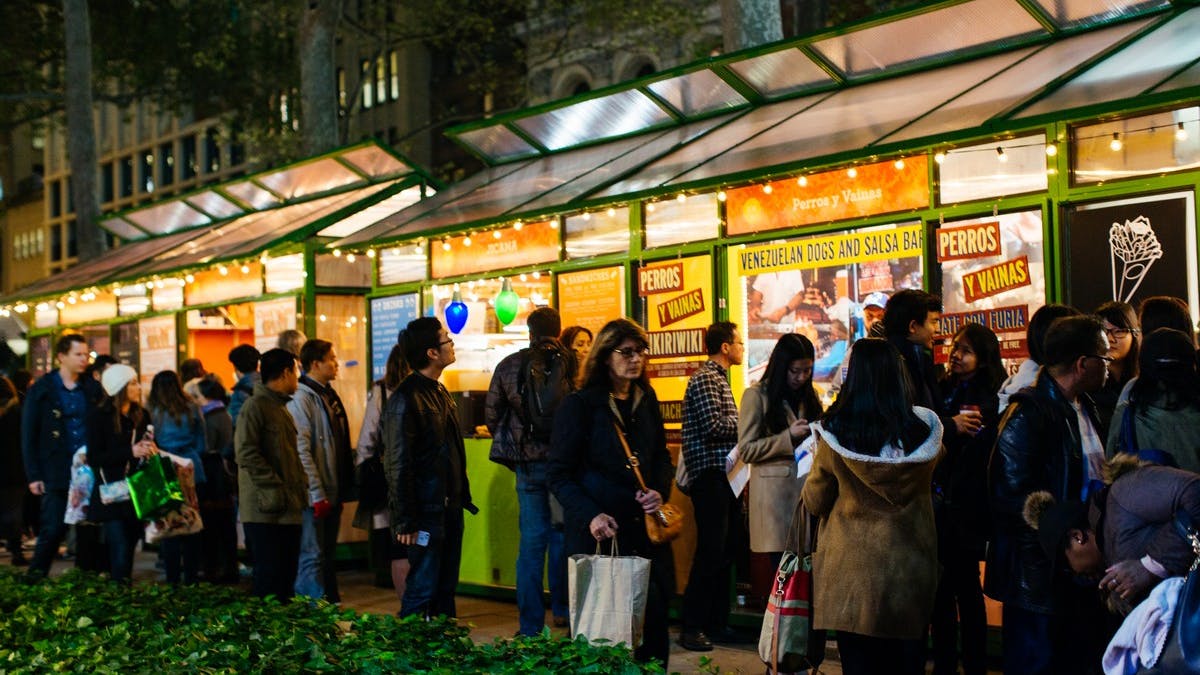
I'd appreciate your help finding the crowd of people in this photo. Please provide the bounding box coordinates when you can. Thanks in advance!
[5,290,1200,675]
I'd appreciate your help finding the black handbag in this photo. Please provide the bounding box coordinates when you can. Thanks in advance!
[1136,512,1199,675]
[357,384,390,511]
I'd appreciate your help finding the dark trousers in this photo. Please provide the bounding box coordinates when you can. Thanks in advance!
[74,522,109,573]
[199,505,238,582]
[837,631,925,675]
[401,509,464,618]
[103,517,143,583]
[161,532,202,585]
[28,489,68,576]
[682,467,742,634]
[243,522,302,601]
[1002,586,1112,675]
[931,548,987,675]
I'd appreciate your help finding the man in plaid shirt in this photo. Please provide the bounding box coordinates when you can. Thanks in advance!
[679,321,745,651]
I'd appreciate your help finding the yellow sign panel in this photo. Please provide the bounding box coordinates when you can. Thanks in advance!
[736,223,924,277]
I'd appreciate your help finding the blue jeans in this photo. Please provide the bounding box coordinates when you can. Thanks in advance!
[401,509,464,619]
[515,462,567,635]
[103,517,143,584]
[28,489,68,576]
[296,503,343,602]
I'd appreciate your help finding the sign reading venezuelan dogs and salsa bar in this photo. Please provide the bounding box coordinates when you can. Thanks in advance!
[726,156,929,235]
[431,219,560,278]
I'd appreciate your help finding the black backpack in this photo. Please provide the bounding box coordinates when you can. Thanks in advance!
[517,345,572,444]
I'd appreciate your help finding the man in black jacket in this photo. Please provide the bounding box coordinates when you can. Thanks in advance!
[384,317,477,619]
[987,315,1110,675]
[21,334,103,581]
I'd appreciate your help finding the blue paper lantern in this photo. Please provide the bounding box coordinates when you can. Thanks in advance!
[444,290,469,334]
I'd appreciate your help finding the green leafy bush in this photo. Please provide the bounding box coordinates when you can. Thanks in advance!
[0,569,660,674]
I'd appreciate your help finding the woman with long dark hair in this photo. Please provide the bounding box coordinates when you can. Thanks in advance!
[1106,328,1200,473]
[930,323,1004,675]
[737,333,822,568]
[147,370,207,585]
[548,318,674,668]
[801,338,943,675]
[1093,301,1140,428]
[88,365,158,583]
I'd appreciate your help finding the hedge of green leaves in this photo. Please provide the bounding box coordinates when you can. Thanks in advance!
[0,568,660,674]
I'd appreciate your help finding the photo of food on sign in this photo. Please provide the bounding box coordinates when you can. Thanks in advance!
[735,222,924,401]
[936,211,1047,374]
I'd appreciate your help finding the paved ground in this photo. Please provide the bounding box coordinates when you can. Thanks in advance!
[4,542,1005,674]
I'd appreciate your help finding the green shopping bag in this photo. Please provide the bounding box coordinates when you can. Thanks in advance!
[127,455,184,520]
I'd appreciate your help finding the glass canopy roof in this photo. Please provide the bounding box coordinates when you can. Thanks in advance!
[446,0,1176,165]
[98,142,416,241]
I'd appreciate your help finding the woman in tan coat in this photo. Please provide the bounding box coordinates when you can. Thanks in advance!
[738,333,822,568]
[801,338,943,675]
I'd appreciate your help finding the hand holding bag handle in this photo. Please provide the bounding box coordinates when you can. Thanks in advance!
[607,408,683,545]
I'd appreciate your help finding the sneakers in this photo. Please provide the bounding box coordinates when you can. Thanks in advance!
[679,631,714,652]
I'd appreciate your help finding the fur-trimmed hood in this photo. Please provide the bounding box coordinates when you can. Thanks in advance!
[810,406,944,505]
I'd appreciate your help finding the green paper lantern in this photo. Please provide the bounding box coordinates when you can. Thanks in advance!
[495,278,519,327]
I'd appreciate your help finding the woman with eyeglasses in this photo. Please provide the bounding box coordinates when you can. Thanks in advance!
[547,318,674,669]
[1093,301,1140,429]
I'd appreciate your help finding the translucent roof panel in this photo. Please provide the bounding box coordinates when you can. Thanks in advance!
[185,190,245,219]
[595,94,828,198]
[100,217,149,241]
[338,145,411,177]
[884,19,1151,144]
[809,0,1046,78]
[224,180,282,209]
[645,70,747,116]
[334,160,534,247]
[669,49,1029,187]
[517,113,738,212]
[1031,0,1169,28]
[456,126,540,162]
[726,49,837,98]
[124,199,211,235]
[255,157,366,200]
[1016,8,1200,118]
[1149,58,1200,94]
[514,90,673,151]
[120,182,395,279]
[316,185,426,238]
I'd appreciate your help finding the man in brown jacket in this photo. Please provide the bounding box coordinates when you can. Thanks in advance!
[236,348,308,600]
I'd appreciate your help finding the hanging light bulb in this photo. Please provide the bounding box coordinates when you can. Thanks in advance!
[607,207,617,217]
[494,278,520,327]
[1045,143,1058,157]
[996,147,1008,163]
[1110,132,1123,152]
[762,184,773,194]
[1177,122,1189,142]
[493,230,502,239]
[894,158,905,170]
[366,249,376,258]
[513,220,523,231]
[847,167,858,179]
[444,289,469,334]
[218,265,228,276]
[241,264,250,274]
[646,202,656,213]
[332,248,342,257]
[796,176,807,187]
[185,274,195,283]
[717,190,727,202]
[145,281,155,290]
[442,240,451,251]
[463,235,472,247]
[934,151,946,164]
[676,193,687,203]
[581,212,591,221]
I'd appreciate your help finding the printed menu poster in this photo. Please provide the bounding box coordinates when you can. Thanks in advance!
[731,222,924,398]
[370,293,419,380]
[1064,192,1198,319]
[557,266,625,336]
[254,297,298,354]
[29,335,51,377]
[936,211,1047,370]
[138,315,176,391]
[112,321,139,368]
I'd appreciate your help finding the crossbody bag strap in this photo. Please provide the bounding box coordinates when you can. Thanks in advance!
[610,418,650,493]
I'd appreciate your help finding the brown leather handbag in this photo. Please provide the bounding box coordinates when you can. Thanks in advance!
[611,420,683,545]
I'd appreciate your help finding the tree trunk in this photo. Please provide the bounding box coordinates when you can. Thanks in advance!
[721,0,784,52]
[299,0,342,156]
[63,0,104,261]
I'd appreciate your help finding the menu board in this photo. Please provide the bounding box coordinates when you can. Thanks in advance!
[557,266,626,336]
[112,321,139,367]
[731,222,924,397]
[726,156,929,235]
[370,293,419,380]
[936,211,1047,369]
[29,335,52,377]
[253,297,298,354]
[138,315,176,391]
[638,255,715,446]
[1064,192,1198,319]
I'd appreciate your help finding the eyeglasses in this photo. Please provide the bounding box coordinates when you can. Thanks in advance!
[1084,354,1115,364]
[1104,327,1139,339]
[613,347,650,359]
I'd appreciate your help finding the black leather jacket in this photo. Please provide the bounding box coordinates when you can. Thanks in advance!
[985,369,1100,613]
[382,372,476,537]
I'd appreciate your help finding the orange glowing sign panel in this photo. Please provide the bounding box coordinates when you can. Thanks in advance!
[726,156,929,235]
[961,255,1032,304]
[431,220,559,278]
[936,220,1002,262]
